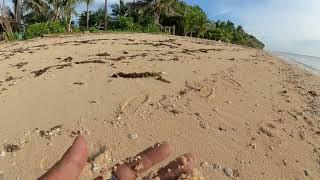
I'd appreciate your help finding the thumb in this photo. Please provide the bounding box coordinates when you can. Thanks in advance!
[39,135,88,180]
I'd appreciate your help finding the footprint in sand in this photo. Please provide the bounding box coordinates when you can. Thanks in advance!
[120,94,149,114]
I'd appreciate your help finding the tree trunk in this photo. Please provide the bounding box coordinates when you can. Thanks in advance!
[154,11,160,26]
[1,0,6,16]
[68,15,72,32]
[86,3,89,30]
[53,0,59,20]
[104,0,108,30]
[15,0,22,29]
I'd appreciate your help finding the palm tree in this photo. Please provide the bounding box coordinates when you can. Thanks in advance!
[0,1,14,35]
[15,0,22,26]
[84,0,94,30]
[137,0,179,26]
[63,0,81,32]
[104,0,107,30]
[11,0,22,28]
[111,0,129,17]
[23,0,55,22]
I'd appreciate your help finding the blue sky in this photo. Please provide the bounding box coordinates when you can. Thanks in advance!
[5,0,320,57]
[185,0,320,57]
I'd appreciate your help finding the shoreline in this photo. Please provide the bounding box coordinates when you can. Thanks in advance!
[0,33,319,179]
[272,51,320,76]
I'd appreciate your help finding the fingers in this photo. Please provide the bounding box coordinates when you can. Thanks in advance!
[155,153,195,180]
[38,135,88,180]
[113,141,174,180]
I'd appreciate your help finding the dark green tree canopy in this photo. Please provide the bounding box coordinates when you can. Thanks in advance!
[3,0,265,48]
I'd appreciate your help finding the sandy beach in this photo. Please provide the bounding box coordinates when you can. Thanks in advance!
[0,33,319,179]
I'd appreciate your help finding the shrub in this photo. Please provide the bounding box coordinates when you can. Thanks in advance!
[25,21,66,39]
[89,27,99,33]
[144,23,160,33]
[47,21,66,33]
[4,32,22,41]
[25,23,50,39]
[113,16,141,32]
[72,27,82,33]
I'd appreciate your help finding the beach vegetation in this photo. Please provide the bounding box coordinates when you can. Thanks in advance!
[0,0,264,48]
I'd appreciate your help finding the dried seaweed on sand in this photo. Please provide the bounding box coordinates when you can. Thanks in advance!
[111,72,171,83]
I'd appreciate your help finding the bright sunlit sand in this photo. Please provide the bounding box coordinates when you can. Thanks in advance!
[0,33,319,179]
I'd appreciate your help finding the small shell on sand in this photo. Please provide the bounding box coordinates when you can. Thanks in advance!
[199,122,209,129]
[0,150,5,157]
[128,133,138,139]
[223,167,233,177]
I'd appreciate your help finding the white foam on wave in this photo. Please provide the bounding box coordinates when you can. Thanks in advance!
[273,51,320,75]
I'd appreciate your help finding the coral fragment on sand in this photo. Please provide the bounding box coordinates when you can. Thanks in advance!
[39,125,63,139]
[3,144,20,152]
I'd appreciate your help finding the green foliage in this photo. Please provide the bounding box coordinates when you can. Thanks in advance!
[89,27,99,33]
[144,23,160,33]
[183,5,208,37]
[8,0,265,49]
[203,20,265,48]
[25,23,50,39]
[79,9,109,30]
[47,21,67,33]
[4,32,23,41]
[113,16,142,32]
[25,21,66,39]
[111,0,129,17]
[73,27,82,33]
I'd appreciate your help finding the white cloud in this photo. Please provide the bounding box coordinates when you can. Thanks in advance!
[217,0,320,56]
[240,0,320,40]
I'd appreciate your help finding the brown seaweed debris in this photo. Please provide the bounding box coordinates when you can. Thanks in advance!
[96,52,111,57]
[308,90,318,97]
[32,63,72,77]
[128,53,148,59]
[111,72,171,83]
[56,63,72,69]
[110,56,126,61]
[182,48,222,54]
[13,62,28,69]
[61,56,73,62]
[33,44,47,48]
[33,67,52,77]
[74,81,85,85]
[74,60,106,64]
[12,47,30,54]
[3,143,20,152]
[5,76,15,82]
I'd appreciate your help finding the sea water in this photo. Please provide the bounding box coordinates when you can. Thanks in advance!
[273,52,320,75]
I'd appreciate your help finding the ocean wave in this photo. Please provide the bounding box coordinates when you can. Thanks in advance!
[273,52,320,75]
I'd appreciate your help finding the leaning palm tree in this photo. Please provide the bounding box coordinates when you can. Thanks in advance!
[84,0,94,30]
[0,2,14,40]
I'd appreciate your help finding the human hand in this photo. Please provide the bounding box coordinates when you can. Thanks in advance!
[39,136,195,180]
